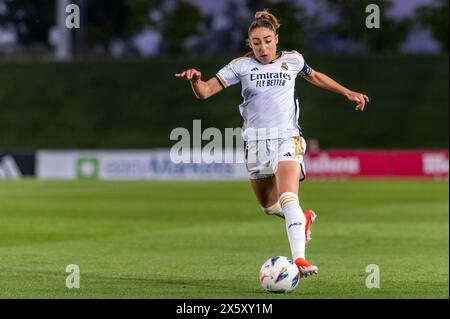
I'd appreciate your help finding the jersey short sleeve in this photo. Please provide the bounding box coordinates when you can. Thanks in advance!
[216,59,241,88]
[297,53,313,77]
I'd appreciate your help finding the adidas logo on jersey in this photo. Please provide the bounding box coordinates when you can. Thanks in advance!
[283,152,293,158]
[251,67,259,71]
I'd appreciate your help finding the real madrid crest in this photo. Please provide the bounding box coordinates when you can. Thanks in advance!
[281,62,289,71]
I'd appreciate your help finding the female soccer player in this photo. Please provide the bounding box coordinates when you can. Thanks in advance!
[175,10,369,277]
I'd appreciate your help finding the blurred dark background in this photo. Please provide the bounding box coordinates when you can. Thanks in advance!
[0,0,448,149]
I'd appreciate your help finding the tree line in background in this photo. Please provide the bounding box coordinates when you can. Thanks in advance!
[0,0,448,57]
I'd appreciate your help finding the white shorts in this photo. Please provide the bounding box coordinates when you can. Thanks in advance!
[244,136,307,180]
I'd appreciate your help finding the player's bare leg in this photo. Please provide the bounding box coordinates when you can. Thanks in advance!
[276,161,318,278]
[250,176,284,218]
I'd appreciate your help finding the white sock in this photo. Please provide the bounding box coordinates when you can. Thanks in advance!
[279,192,306,260]
[262,201,284,219]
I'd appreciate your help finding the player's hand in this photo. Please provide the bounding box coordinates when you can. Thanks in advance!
[345,91,369,111]
[175,69,202,82]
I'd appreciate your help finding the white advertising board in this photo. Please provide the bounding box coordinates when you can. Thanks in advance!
[37,150,249,180]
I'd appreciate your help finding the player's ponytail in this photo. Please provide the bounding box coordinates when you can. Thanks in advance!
[248,9,280,38]
[253,10,280,32]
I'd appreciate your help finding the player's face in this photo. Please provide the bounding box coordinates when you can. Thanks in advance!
[249,27,279,64]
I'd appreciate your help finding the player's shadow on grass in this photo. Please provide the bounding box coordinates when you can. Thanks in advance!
[86,273,262,295]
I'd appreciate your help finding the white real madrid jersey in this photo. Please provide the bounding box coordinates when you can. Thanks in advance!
[216,50,312,141]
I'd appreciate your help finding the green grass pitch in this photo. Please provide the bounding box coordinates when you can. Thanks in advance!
[0,179,448,298]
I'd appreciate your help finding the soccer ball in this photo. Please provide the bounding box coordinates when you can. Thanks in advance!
[259,256,300,293]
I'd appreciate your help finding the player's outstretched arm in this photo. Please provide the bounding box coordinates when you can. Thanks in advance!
[175,68,223,100]
[303,70,369,111]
